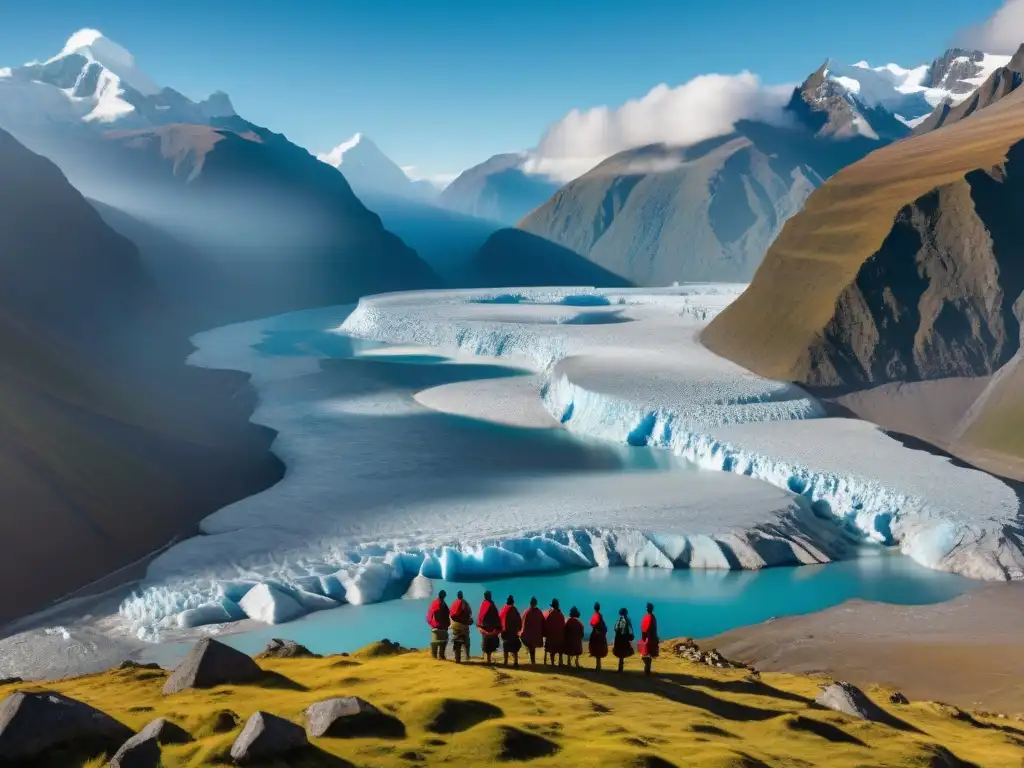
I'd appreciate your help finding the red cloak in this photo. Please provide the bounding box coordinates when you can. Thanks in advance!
[563,617,585,656]
[543,608,566,653]
[499,605,522,638]
[478,599,501,636]
[520,606,545,648]
[639,613,660,658]
[588,612,608,658]
[426,599,450,629]
[449,598,472,626]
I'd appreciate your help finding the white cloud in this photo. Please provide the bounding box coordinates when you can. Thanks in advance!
[522,72,795,182]
[958,0,1024,54]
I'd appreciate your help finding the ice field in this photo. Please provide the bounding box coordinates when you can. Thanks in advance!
[112,286,1022,640]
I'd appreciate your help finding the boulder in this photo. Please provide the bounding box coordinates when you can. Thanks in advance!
[162,638,263,695]
[256,638,321,660]
[0,690,133,762]
[306,696,398,739]
[815,682,888,721]
[229,711,308,763]
[118,661,163,672]
[889,691,909,705]
[108,719,189,768]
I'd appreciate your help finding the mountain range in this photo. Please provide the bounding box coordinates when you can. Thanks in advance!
[457,46,1017,289]
[3,23,1024,620]
[703,45,1024,476]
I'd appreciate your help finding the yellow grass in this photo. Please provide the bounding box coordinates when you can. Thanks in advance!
[4,641,1023,767]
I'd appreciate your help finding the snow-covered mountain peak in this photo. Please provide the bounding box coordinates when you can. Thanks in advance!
[319,132,376,167]
[48,28,159,96]
[0,29,238,130]
[317,133,440,201]
[822,48,1011,128]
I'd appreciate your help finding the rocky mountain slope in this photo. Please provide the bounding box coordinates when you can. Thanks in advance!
[0,129,281,622]
[702,86,1024,468]
[437,152,561,225]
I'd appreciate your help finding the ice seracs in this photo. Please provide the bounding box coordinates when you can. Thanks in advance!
[111,285,1021,641]
[342,287,1023,581]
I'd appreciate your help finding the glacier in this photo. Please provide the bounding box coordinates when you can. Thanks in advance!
[341,287,1023,581]
[113,286,1021,641]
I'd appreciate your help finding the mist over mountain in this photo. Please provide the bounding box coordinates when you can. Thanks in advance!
[437,152,562,225]
[469,45,1012,289]
[0,128,280,621]
[0,31,441,328]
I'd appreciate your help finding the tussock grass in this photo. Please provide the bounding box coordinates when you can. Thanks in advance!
[2,640,1022,767]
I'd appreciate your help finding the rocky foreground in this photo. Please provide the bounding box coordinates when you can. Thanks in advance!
[0,637,1021,767]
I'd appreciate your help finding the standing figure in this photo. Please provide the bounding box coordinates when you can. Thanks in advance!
[499,595,523,667]
[588,602,609,670]
[426,590,450,661]
[477,591,502,664]
[449,590,474,663]
[639,603,659,676]
[612,607,635,673]
[543,599,566,666]
[520,597,545,665]
[563,607,585,668]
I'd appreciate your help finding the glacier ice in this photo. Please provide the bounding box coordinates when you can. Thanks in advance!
[239,584,306,625]
[341,287,1023,581]
[110,286,1021,641]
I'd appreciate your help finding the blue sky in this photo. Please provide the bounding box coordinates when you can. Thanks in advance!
[0,0,1008,180]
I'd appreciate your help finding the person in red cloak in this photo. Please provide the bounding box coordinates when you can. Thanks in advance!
[477,591,502,664]
[449,590,474,663]
[563,606,585,668]
[426,589,450,660]
[498,595,523,667]
[639,602,659,676]
[588,602,609,670]
[543,598,566,666]
[519,597,544,665]
[612,607,635,672]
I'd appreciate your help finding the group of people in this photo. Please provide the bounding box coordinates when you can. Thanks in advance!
[426,590,660,675]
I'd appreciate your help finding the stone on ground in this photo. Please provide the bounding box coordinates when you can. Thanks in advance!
[306,696,386,738]
[162,638,262,695]
[230,710,309,763]
[108,716,194,766]
[816,682,889,721]
[0,690,133,762]
[256,638,320,660]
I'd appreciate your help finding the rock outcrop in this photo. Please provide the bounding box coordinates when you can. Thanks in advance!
[256,639,321,660]
[162,638,263,695]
